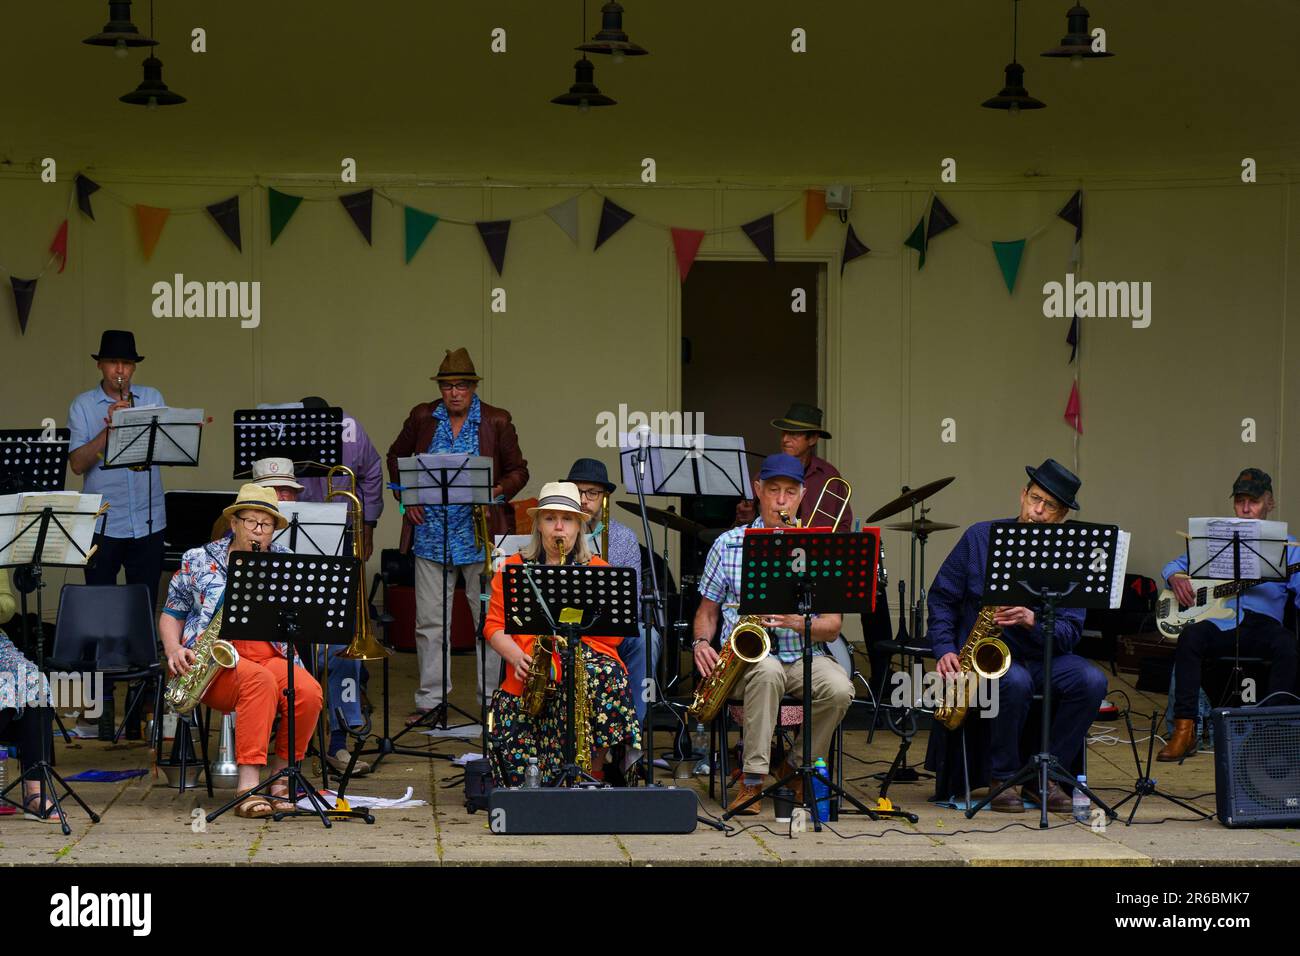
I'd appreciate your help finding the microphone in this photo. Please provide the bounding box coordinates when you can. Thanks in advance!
[634,424,652,475]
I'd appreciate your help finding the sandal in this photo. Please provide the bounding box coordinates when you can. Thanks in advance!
[234,796,274,819]
[268,787,298,813]
[23,794,62,824]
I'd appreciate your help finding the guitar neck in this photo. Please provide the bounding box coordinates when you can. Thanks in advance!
[1210,561,1300,598]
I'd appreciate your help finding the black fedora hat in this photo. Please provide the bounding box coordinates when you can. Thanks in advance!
[91,329,144,362]
[771,402,831,440]
[564,458,615,493]
[1025,458,1081,511]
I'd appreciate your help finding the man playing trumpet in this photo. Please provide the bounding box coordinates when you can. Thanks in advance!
[160,484,323,818]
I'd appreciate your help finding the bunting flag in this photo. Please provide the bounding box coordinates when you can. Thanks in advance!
[1064,380,1082,434]
[477,220,510,276]
[545,196,580,245]
[340,189,374,245]
[991,239,1026,293]
[268,188,303,244]
[741,213,776,265]
[134,204,170,261]
[75,174,100,220]
[404,206,439,264]
[1058,189,1083,243]
[11,278,36,334]
[804,189,827,241]
[841,224,870,275]
[671,227,706,282]
[927,195,959,241]
[1066,316,1079,364]
[205,196,242,251]
[594,198,634,251]
[903,216,927,269]
[49,220,69,274]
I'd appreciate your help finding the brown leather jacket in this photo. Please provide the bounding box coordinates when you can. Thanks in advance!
[386,398,529,551]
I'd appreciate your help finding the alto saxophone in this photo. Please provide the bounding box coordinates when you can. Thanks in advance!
[933,605,1012,730]
[521,537,564,718]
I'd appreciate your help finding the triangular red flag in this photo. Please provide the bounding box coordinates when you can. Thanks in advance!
[49,220,69,274]
[671,228,706,282]
[1064,381,1082,434]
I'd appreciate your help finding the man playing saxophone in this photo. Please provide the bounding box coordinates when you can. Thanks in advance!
[159,484,323,819]
[483,482,640,788]
[693,454,853,815]
[926,459,1106,813]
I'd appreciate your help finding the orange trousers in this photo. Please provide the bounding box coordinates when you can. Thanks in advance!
[200,641,322,766]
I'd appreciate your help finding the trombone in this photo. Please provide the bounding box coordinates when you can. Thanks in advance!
[779,476,853,532]
[327,464,392,661]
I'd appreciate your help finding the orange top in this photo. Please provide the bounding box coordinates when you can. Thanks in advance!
[486,552,626,697]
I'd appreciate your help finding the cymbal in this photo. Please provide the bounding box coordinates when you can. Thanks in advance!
[865,476,956,522]
[885,518,959,535]
[617,500,708,537]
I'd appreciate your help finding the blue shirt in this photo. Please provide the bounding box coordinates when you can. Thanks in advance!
[1162,543,1300,630]
[67,383,167,539]
[927,519,1085,661]
[699,518,824,664]
[412,395,483,566]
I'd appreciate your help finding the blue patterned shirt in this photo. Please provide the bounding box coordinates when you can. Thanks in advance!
[699,518,824,664]
[412,395,484,566]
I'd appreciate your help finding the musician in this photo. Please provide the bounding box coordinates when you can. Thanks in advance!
[734,403,853,530]
[387,348,529,725]
[695,454,853,815]
[67,330,167,611]
[484,482,640,787]
[209,456,303,542]
[160,485,323,819]
[928,459,1106,813]
[0,570,58,821]
[1158,468,1300,761]
[296,396,385,562]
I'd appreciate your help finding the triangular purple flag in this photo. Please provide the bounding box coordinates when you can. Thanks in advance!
[741,213,776,265]
[11,277,36,334]
[1058,189,1083,243]
[594,198,634,251]
[927,195,958,240]
[1066,316,1079,364]
[841,224,870,275]
[340,189,374,245]
[206,196,242,251]
[75,174,100,221]
[477,220,511,276]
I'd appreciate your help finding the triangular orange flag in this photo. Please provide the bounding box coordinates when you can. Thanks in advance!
[804,189,827,241]
[135,205,171,261]
[671,228,706,282]
[49,220,68,273]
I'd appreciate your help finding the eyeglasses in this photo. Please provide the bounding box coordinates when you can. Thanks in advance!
[1025,491,1064,514]
[438,381,474,393]
[578,489,605,502]
[238,515,276,533]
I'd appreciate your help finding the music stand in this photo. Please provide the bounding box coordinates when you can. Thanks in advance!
[722,527,916,827]
[233,407,343,478]
[391,454,494,747]
[0,428,70,493]
[1108,708,1213,825]
[503,561,638,787]
[102,405,203,542]
[0,493,105,834]
[204,550,373,828]
[966,520,1121,828]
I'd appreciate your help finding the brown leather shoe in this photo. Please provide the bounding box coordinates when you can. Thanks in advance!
[988,779,1024,813]
[1022,780,1073,813]
[726,781,764,816]
[1157,718,1198,762]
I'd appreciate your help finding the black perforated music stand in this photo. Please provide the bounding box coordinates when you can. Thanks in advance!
[966,520,1120,828]
[204,550,373,828]
[232,407,343,478]
[0,429,70,493]
[503,561,638,787]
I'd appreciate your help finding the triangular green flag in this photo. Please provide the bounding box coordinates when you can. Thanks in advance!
[991,239,1027,293]
[268,188,303,244]
[903,216,927,269]
[404,206,439,264]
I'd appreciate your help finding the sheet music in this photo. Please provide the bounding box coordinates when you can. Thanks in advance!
[397,454,493,506]
[106,405,204,466]
[1189,517,1288,580]
[1108,530,1131,609]
[273,501,348,555]
[618,433,748,496]
[0,492,102,566]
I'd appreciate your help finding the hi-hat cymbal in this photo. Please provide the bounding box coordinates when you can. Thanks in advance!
[617,500,707,537]
[865,476,956,523]
[885,518,959,535]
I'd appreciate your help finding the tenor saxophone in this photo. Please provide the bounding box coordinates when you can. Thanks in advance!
[932,605,1012,730]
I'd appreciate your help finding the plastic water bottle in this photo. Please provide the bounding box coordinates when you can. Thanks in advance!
[1072,774,1091,822]
[812,757,831,821]
[523,757,540,789]
[691,722,709,775]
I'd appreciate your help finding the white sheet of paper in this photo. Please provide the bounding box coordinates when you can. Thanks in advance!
[397,454,493,506]
[0,491,103,566]
[106,405,204,466]
[1189,517,1288,580]
[1108,530,1132,609]
[273,501,349,555]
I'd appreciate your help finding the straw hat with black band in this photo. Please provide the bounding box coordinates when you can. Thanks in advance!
[220,484,290,530]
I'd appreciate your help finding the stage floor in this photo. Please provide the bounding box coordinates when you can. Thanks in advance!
[3,652,1295,867]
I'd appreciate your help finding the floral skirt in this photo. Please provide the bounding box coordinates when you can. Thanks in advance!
[487,653,641,788]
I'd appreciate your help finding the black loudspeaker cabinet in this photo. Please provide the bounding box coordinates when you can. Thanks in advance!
[488,785,698,834]
[1212,705,1300,828]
